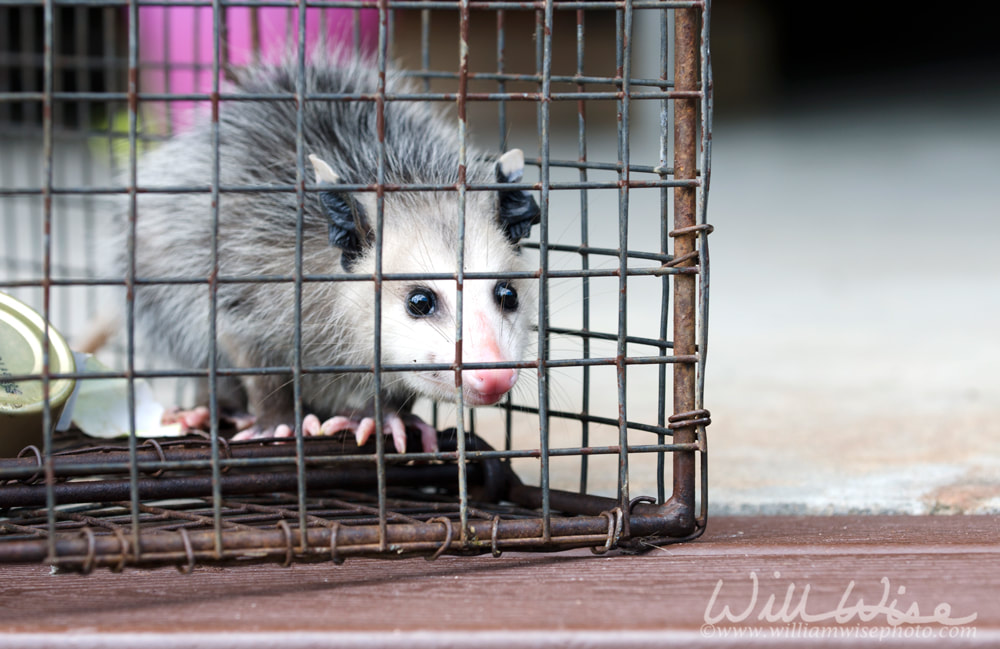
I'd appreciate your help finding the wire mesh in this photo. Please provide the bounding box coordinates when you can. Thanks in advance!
[0,0,712,570]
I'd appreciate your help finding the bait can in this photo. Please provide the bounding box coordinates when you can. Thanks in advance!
[0,292,76,457]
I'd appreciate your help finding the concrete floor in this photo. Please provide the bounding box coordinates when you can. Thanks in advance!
[701,90,1000,514]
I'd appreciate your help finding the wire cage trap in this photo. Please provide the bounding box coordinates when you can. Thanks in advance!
[0,0,712,570]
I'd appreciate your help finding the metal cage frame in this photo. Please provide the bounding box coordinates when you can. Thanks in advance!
[0,0,712,570]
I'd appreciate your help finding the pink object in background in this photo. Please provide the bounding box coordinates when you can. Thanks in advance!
[138,7,379,132]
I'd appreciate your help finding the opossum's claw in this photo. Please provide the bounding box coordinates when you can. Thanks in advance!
[387,413,407,454]
[319,415,356,436]
[353,414,407,454]
[355,417,375,448]
[302,414,321,436]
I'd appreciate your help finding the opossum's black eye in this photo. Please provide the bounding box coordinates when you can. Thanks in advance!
[406,287,437,318]
[494,281,518,313]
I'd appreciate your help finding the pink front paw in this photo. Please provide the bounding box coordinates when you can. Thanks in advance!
[164,406,257,434]
[231,412,439,454]
[231,415,318,440]
[355,413,440,454]
[322,412,439,454]
[162,406,211,430]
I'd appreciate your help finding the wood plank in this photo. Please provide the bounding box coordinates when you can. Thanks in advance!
[1,516,997,647]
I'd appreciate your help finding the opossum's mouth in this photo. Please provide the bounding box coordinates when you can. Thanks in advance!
[413,370,517,407]
[462,387,511,407]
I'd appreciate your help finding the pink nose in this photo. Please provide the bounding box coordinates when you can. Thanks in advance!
[463,368,518,405]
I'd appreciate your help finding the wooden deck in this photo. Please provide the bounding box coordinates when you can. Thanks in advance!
[1,516,998,647]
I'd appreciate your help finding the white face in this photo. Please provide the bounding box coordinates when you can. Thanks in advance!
[374,197,534,407]
[381,274,531,405]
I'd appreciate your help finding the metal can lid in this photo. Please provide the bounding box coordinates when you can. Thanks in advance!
[0,292,76,417]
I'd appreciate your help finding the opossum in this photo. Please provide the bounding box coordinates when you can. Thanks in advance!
[121,53,540,453]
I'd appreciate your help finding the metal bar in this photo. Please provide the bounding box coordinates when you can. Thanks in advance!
[101,5,117,176]
[124,0,142,563]
[292,0,310,554]
[209,0,227,559]
[394,69,677,88]
[76,6,98,324]
[0,6,9,127]
[0,2,13,292]
[162,1,174,132]
[386,2,394,59]
[0,464,485,508]
[656,0,671,505]
[193,0,203,106]
[0,62,678,88]
[0,439,698,482]
[576,7,590,495]
[496,8,506,151]
[696,0,713,531]
[497,8,511,452]
[456,0,471,545]
[2,87,700,102]
[373,0,389,551]
[0,510,688,568]
[670,1,699,527]
[0,263,703,293]
[20,6,38,124]
[0,177,702,197]
[41,0,57,562]
[0,351,700,386]
[614,0,634,526]
[5,89,698,104]
[420,8,431,91]
[536,0,553,543]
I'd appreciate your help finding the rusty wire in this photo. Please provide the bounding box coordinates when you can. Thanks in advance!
[0,0,712,569]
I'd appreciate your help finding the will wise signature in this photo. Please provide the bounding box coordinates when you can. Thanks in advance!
[704,571,977,627]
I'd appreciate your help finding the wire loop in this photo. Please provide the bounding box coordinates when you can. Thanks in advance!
[591,507,623,555]
[491,515,503,558]
[277,519,294,567]
[426,517,453,561]
[177,528,195,574]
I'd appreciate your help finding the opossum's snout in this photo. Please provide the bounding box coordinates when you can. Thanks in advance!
[459,309,520,406]
[462,368,519,406]
[460,281,520,405]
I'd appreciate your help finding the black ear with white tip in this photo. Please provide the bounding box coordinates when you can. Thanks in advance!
[495,149,540,244]
[309,154,371,271]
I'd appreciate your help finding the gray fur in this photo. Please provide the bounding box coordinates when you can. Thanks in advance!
[118,53,535,431]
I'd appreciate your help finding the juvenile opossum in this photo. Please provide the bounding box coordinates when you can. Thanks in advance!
[122,53,540,453]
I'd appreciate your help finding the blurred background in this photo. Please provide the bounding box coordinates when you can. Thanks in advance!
[2,2,997,514]
[706,1,1000,513]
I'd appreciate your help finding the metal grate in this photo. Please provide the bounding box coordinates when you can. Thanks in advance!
[0,0,712,570]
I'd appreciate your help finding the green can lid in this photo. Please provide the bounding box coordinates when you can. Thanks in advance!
[0,292,76,417]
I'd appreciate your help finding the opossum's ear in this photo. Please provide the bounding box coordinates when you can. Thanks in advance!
[495,149,540,244]
[309,154,339,184]
[309,154,371,271]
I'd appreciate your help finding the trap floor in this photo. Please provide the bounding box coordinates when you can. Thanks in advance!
[1,515,997,648]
